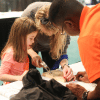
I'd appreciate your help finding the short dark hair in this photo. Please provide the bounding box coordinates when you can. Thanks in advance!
[49,0,83,25]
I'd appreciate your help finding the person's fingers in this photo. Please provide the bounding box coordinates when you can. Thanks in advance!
[68,74,76,81]
[65,71,73,81]
[76,72,84,80]
[66,83,76,88]
[31,56,43,68]
[63,68,76,81]
[68,73,76,81]
[78,76,84,81]
[63,70,68,77]
[77,72,82,75]
[36,59,40,68]
[77,71,86,77]
[66,84,71,88]
[66,68,73,77]
[66,84,70,88]
[39,57,42,62]
[76,72,82,77]
[64,69,72,78]
[73,75,76,81]
[31,58,36,65]
[39,58,44,67]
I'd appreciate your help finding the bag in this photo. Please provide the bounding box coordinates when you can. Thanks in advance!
[10,69,77,100]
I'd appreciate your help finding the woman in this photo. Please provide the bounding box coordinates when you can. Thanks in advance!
[22,1,75,81]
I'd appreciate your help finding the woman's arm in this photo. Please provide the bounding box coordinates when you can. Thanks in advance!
[60,59,75,81]
[60,58,68,67]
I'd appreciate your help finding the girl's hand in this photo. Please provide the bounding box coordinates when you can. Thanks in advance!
[18,70,28,81]
[31,56,43,68]
[21,70,28,77]
[27,48,43,68]
[63,65,75,81]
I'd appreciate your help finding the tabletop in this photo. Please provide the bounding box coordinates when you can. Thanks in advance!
[0,62,97,100]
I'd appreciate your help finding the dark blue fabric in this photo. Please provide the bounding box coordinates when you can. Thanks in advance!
[51,54,68,70]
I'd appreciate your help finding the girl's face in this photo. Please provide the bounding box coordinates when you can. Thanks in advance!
[26,31,38,49]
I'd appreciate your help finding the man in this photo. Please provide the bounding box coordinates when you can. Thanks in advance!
[49,0,100,99]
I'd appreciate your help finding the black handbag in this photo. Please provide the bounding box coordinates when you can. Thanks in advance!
[10,69,77,100]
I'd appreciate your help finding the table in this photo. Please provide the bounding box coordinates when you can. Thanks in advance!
[0,11,23,19]
[0,62,97,100]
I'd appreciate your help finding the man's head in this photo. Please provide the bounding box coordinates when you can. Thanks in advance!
[49,0,84,36]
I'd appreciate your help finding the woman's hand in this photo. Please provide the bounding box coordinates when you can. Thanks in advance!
[63,65,75,81]
[60,59,75,81]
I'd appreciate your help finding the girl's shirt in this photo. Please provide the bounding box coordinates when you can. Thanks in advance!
[0,47,29,84]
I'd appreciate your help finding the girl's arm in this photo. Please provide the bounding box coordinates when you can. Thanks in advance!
[27,48,39,58]
[0,49,28,83]
[0,70,28,82]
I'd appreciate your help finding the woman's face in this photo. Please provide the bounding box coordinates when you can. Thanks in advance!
[26,31,38,49]
[40,26,58,36]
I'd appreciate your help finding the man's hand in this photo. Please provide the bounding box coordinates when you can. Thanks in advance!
[31,56,43,68]
[76,71,90,83]
[66,83,87,100]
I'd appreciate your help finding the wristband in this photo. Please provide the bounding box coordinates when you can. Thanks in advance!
[62,64,70,69]
[82,91,89,100]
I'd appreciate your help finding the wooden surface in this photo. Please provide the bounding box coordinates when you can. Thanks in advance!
[42,69,66,83]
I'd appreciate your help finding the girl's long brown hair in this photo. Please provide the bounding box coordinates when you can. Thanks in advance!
[35,5,67,60]
[1,17,37,62]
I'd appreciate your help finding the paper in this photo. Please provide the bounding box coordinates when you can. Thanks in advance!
[0,81,23,99]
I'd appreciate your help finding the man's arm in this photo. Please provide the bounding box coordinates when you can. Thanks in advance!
[66,78,100,100]
[87,78,100,99]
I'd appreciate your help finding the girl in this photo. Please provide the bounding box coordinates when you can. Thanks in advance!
[0,17,38,85]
